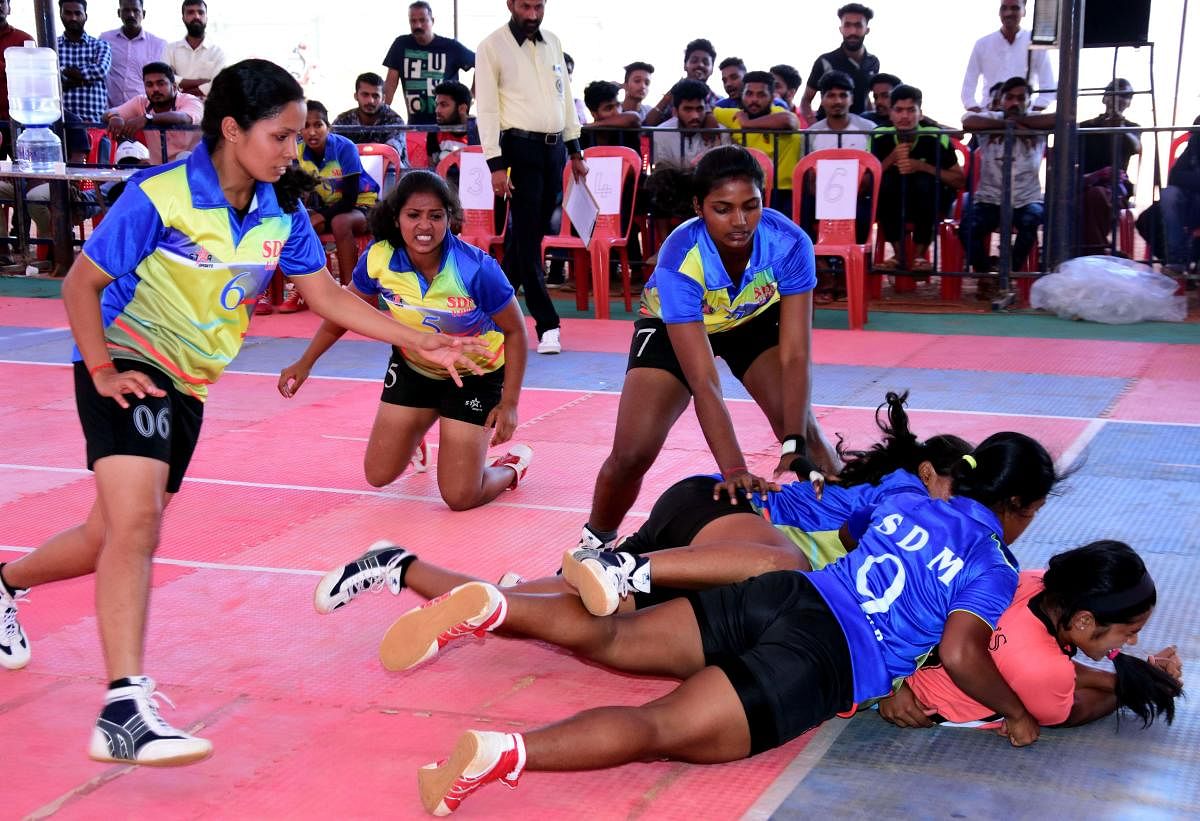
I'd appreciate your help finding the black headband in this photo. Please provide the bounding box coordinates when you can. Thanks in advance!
[1079,572,1156,616]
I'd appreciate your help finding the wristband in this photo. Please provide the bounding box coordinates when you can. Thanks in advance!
[88,361,115,378]
[788,454,821,478]
[780,434,804,458]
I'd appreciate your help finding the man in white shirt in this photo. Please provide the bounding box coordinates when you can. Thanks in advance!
[961,0,1055,112]
[164,0,225,99]
[477,0,587,355]
[803,70,874,154]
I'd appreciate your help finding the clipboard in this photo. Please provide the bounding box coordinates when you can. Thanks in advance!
[564,178,600,248]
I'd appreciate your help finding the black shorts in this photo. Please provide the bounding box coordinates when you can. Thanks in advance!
[74,359,204,494]
[688,571,853,756]
[620,475,758,609]
[380,349,505,427]
[626,301,781,388]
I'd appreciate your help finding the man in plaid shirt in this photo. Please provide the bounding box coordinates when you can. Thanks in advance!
[58,1,112,125]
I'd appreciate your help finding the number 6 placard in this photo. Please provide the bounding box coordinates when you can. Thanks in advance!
[815,158,858,220]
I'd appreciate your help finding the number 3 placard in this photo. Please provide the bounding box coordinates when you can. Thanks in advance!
[815,159,858,220]
[459,152,494,210]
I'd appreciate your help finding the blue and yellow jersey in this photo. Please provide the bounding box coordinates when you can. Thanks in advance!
[352,233,515,379]
[76,142,327,401]
[296,132,379,209]
[806,490,1020,704]
[640,208,815,334]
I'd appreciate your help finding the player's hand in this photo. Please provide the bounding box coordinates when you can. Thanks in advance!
[486,400,518,446]
[278,360,311,398]
[774,454,825,500]
[491,169,513,198]
[878,686,936,728]
[407,340,487,388]
[92,365,166,410]
[1148,646,1182,681]
[998,710,1040,747]
[712,469,777,506]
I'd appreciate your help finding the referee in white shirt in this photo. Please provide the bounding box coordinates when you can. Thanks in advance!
[476,0,588,355]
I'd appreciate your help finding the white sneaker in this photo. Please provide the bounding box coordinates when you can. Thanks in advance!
[561,550,650,616]
[89,676,212,766]
[536,328,561,355]
[313,541,415,614]
[418,730,526,815]
[0,579,30,670]
[489,443,533,490]
[410,439,429,474]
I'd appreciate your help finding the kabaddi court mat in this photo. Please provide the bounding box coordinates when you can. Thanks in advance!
[0,294,1197,820]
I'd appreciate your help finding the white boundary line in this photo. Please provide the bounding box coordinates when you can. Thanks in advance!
[2,357,1197,427]
[741,719,853,820]
[0,544,324,577]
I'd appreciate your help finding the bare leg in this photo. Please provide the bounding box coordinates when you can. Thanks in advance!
[739,347,840,475]
[434,417,515,511]
[643,538,805,588]
[330,210,368,286]
[92,455,170,680]
[588,368,691,532]
[362,403,438,488]
[2,497,108,589]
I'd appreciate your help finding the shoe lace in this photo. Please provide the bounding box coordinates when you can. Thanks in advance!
[346,553,408,599]
[605,560,638,599]
[133,678,182,735]
[1,592,28,642]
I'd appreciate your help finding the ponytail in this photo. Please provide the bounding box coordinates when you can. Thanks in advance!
[272,167,318,213]
[836,391,973,487]
[1112,653,1183,727]
[951,431,1060,512]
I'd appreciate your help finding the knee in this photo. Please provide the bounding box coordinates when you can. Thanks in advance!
[603,445,659,479]
[106,507,163,552]
[440,489,482,512]
[363,462,397,489]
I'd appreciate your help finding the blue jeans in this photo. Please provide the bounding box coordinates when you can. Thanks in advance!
[1160,185,1200,265]
[960,200,1044,271]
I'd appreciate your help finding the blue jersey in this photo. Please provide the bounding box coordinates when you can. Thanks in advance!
[296,132,380,209]
[806,490,1020,703]
[639,208,815,334]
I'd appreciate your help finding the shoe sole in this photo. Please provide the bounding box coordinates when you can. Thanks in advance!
[560,548,583,589]
[89,746,213,767]
[560,550,618,616]
[379,583,494,672]
[417,731,480,815]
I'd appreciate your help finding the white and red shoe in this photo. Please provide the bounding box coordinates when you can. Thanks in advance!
[419,731,526,816]
[489,444,532,490]
[410,439,429,474]
[379,582,507,672]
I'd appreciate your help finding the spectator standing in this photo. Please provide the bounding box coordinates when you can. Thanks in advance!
[716,56,745,106]
[476,0,587,355]
[803,70,874,153]
[960,77,1055,292]
[58,0,112,125]
[870,85,965,271]
[383,1,475,126]
[428,80,479,169]
[770,64,803,114]
[800,3,879,122]
[102,61,202,164]
[100,0,166,108]
[1159,120,1200,274]
[961,1,1055,113]
[1078,78,1140,255]
[712,70,800,212]
[620,61,654,119]
[163,0,224,99]
[643,38,719,126]
[332,71,408,162]
[0,0,33,159]
[863,71,900,125]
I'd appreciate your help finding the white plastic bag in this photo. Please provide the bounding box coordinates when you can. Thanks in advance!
[1030,255,1187,324]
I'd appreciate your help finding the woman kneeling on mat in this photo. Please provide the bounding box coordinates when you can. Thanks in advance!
[279,171,532,511]
[883,539,1183,732]
[354,430,1061,814]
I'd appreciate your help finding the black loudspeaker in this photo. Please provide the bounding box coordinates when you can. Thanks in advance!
[1083,0,1152,47]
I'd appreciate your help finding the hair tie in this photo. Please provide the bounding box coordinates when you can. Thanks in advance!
[961,454,977,469]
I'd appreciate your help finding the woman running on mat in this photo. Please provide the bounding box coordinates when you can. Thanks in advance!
[883,539,1183,732]
[279,170,532,510]
[369,431,1061,814]
[0,59,484,768]
[576,144,838,556]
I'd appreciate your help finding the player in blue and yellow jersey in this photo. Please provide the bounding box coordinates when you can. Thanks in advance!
[355,431,1058,814]
[290,100,379,295]
[279,170,532,515]
[577,145,839,558]
[0,60,486,768]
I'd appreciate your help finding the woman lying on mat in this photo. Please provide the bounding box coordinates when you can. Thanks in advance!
[310,391,968,616]
[576,144,838,558]
[279,170,533,511]
[368,431,1061,814]
[882,539,1183,732]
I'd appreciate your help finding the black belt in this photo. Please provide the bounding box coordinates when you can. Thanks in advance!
[504,128,561,144]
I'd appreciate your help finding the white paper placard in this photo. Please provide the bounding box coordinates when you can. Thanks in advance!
[459,151,494,210]
[564,177,599,247]
[360,155,385,190]
[815,158,858,220]
[585,156,623,215]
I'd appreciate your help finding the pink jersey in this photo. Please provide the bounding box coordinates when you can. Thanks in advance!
[906,570,1075,727]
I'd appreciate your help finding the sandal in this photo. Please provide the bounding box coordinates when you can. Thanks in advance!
[912,259,933,273]
[875,257,899,270]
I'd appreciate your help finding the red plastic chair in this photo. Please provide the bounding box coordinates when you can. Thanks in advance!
[405,131,429,171]
[355,142,402,194]
[745,147,775,205]
[1168,132,1190,170]
[791,148,882,329]
[436,145,508,260]
[542,145,641,319]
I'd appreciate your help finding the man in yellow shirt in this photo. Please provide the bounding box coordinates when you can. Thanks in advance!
[712,70,801,213]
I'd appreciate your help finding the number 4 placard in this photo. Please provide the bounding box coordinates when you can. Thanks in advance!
[815,158,858,220]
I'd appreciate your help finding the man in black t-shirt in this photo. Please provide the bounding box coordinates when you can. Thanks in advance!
[1078,78,1141,254]
[382,0,475,125]
[799,3,880,122]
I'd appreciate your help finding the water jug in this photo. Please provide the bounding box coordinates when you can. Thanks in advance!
[16,125,63,172]
[6,41,62,126]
